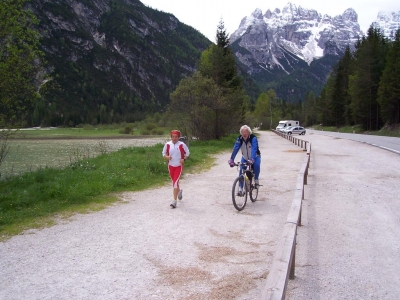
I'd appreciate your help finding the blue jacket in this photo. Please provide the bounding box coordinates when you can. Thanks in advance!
[230,134,261,161]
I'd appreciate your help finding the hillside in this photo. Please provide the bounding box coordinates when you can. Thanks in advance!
[28,0,212,126]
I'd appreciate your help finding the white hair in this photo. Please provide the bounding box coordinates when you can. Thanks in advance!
[239,125,252,135]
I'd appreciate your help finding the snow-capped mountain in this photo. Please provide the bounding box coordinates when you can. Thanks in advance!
[231,3,362,70]
[372,11,400,40]
[229,3,364,101]
[229,4,400,101]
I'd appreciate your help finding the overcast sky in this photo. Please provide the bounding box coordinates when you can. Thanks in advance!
[141,0,399,42]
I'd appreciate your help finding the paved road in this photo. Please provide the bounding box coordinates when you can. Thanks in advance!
[308,129,400,155]
[286,131,400,299]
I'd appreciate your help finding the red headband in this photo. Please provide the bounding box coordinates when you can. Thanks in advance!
[170,130,181,137]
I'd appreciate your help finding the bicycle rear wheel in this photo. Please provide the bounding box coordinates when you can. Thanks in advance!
[232,176,247,211]
[250,179,258,202]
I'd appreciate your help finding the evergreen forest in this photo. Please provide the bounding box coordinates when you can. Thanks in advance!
[301,27,400,131]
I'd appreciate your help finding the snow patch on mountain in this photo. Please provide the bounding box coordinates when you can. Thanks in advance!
[372,11,400,40]
[230,3,362,66]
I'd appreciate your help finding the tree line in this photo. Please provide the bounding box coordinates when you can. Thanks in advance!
[301,27,400,130]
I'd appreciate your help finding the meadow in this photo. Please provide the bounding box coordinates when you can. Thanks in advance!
[3,136,167,178]
[0,128,234,240]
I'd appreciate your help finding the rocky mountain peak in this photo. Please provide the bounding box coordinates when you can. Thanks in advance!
[251,8,263,19]
[342,8,358,22]
[372,11,400,40]
[229,4,400,102]
[281,3,319,21]
[231,3,362,66]
[229,2,364,102]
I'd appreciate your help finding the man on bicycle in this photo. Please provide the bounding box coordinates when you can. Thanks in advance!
[228,125,261,190]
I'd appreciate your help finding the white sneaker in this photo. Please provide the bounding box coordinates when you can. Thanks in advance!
[170,200,177,208]
[255,179,259,189]
[178,189,183,200]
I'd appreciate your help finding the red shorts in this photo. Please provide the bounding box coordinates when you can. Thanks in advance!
[168,165,183,188]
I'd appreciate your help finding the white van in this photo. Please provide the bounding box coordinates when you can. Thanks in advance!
[276,120,300,132]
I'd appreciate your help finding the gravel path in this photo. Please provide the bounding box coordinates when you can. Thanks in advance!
[0,131,307,300]
[286,131,400,299]
[3,130,398,299]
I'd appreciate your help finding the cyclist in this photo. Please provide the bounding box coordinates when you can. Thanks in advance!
[162,130,190,208]
[228,125,261,194]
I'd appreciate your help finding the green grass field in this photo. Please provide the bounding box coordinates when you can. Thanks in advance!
[0,133,235,240]
[3,137,168,177]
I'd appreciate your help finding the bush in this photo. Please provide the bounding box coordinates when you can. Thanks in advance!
[83,124,94,130]
[153,129,165,135]
[141,129,151,135]
[120,125,133,134]
[145,123,157,131]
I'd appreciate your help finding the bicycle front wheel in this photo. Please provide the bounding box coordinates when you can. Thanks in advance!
[250,179,258,202]
[232,176,247,211]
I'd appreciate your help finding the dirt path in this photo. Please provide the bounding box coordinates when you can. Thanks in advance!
[1,131,308,300]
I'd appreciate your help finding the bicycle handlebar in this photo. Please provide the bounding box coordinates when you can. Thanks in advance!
[233,162,253,168]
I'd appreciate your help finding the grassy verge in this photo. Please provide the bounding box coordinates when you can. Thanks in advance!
[0,135,235,240]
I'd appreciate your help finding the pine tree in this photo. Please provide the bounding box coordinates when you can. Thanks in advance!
[0,0,43,127]
[378,30,400,125]
[196,19,247,138]
[303,92,317,127]
[215,19,230,50]
[317,73,335,126]
[199,20,242,90]
[331,46,354,126]
[349,27,388,130]
[254,93,269,124]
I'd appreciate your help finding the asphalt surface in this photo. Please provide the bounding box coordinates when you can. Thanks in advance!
[307,129,400,154]
[286,131,400,300]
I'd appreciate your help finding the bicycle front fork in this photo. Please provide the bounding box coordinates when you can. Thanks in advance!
[240,173,251,192]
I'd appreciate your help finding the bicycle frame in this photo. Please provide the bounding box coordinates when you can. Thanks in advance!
[231,162,258,211]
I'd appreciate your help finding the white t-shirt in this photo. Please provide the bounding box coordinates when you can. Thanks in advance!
[162,141,190,167]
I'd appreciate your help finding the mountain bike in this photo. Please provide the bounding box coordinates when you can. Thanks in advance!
[231,162,260,211]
